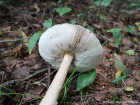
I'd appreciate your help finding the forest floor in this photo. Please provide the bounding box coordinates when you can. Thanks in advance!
[0,0,140,105]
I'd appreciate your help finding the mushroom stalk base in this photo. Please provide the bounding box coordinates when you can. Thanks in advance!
[40,52,74,105]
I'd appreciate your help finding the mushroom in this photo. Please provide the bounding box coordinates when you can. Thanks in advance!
[39,23,103,105]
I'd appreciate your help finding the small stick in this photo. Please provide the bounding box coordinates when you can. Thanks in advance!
[0,69,48,87]
[47,64,51,87]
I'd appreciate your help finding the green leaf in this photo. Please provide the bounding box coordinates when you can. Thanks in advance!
[86,27,93,32]
[111,75,127,83]
[126,50,134,55]
[51,3,56,6]
[0,86,2,96]
[113,32,121,45]
[89,6,96,9]
[107,28,122,33]
[97,36,103,39]
[126,25,136,34]
[54,5,71,16]
[136,8,140,11]
[125,11,134,14]
[99,14,106,21]
[94,0,112,7]
[57,0,61,3]
[44,19,52,28]
[77,13,83,17]
[114,53,118,57]
[77,70,96,91]
[0,1,4,5]
[28,31,42,54]
[116,59,126,76]
[139,70,140,76]
[137,32,140,35]
[70,20,76,24]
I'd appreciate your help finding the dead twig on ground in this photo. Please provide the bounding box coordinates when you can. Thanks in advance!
[0,37,30,43]
[47,64,51,88]
[0,68,48,87]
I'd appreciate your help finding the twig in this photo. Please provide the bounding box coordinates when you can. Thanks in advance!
[41,69,58,81]
[8,6,35,33]
[0,37,30,43]
[48,6,53,20]
[0,69,48,87]
[0,42,23,52]
[92,0,103,18]
[47,64,51,88]
[96,30,112,42]
[96,30,119,48]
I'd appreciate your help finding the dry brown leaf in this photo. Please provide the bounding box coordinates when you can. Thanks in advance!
[122,37,133,49]
[1,26,11,31]
[13,44,22,57]
[29,85,45,95]
[102,59,110,67]
[125,78,134,86]
[14,66,30,79]
[32,23,41,28]
[93,94,105,101]
[121,54,135,65]
[132,70,140,81]
[94,23,103,28]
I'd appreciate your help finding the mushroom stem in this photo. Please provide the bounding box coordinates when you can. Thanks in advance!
[40,52,74,105]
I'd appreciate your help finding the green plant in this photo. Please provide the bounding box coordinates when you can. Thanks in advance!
[44,19,52,28]
[0,1,4,5]
[92,0,112,7]
[99,14,106,21]
[126,25,136,34]
[53,5,71,16]
[111,54,127,83]
[70,20,76,24]
[28,31,43,54]
[77,70,96,91]
[107,28,122,45]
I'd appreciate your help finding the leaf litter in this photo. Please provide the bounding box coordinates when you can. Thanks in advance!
[0,0,140,105]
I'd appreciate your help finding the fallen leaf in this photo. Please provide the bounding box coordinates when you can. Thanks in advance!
[34,3,40,12]
[132,70,140,81]
[124,86,134,91]
[94,23,103,28]
[1,26,11,31]
[32,24,41,28]
[20,30,28,47]
[13,44,22,57]
[125,78,134,86]
[29,85,45,95]
[102,59,110,67]
[93,94,105,101]
[14,66,30,79]
[126,50,134,55]
[115,68,122,78]
[122,37,133,49]
[121,54,135,65]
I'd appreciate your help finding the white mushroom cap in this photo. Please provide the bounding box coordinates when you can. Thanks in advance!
[39,23,103,72]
